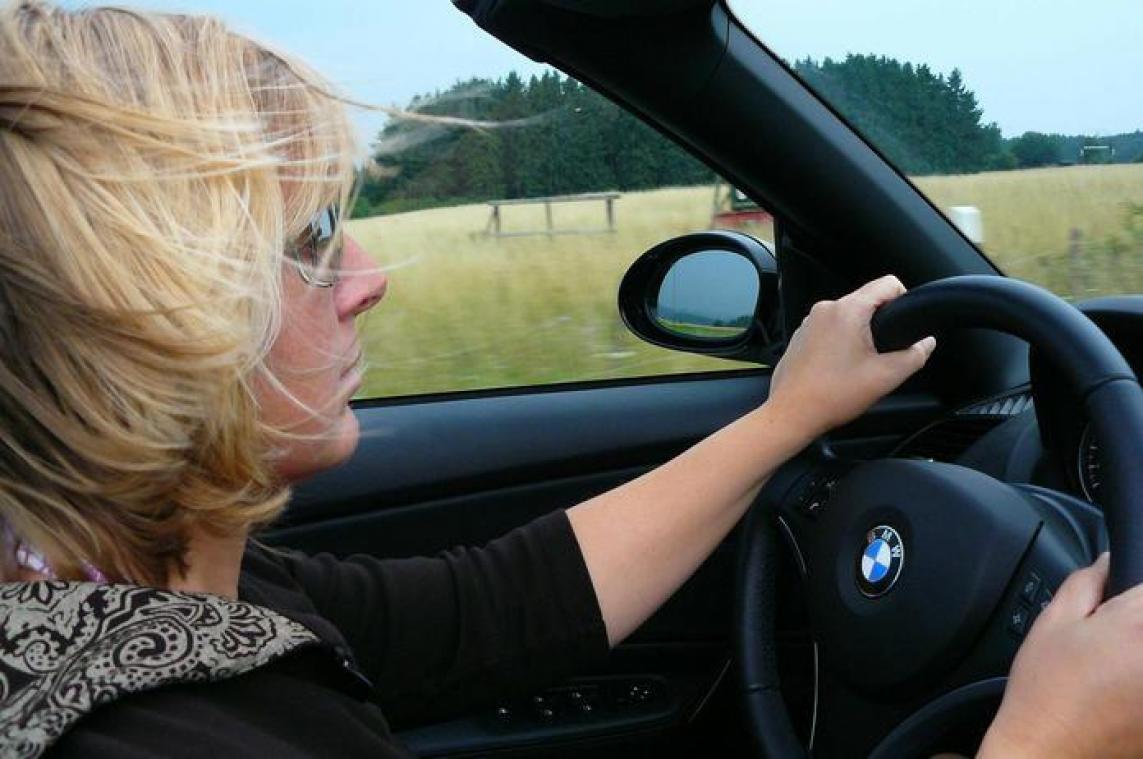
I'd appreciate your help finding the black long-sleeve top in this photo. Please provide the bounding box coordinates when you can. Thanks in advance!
[49,510,610,757]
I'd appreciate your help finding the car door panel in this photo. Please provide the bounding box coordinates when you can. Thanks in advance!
[278,371,771,527]
[265,372,942,756]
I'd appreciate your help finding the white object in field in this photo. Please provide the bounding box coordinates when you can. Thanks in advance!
[948,206,984,244]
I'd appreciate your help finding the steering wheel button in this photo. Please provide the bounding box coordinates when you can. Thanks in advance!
[1036,586,1054,613]
[1008,604,1031,636]
[1019,571,1041,603]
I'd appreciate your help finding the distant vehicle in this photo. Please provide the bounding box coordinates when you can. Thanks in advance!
[710,180,771,228]
[1081,144,1115,164]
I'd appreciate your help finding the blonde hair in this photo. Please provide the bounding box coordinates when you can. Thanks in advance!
[0,1,358,585]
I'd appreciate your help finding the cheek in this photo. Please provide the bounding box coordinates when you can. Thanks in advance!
[260,284,342,427]
[256,274,363,482]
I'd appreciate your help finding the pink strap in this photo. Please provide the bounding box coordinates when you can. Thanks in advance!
[14,541,107,582]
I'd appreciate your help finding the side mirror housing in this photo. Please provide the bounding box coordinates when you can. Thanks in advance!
[618,230,781,364]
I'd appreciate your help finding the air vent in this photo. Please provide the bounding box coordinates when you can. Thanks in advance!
[957,393,1034,418]
[895,389,1033,462]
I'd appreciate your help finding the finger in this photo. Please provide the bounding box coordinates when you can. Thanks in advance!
[849,275,906,308]
[808,299,836,315]
[873,337,936,393]
[881,335,937,378]
[1046,553,1109,621]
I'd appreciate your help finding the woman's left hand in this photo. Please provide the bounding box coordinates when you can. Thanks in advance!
[980,554,1143,758]
[768,275,937,439]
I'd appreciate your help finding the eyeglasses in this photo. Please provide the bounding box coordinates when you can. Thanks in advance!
[287,204,342,288]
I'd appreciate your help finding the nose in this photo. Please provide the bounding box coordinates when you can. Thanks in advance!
[336,234,388,319]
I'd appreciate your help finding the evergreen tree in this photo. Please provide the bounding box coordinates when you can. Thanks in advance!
[792,55,1009,174]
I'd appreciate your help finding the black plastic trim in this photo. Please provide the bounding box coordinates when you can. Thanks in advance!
[292,376,941,527]
[351,367,766,410]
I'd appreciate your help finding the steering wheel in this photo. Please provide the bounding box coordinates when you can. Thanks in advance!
[735,275,1143,758]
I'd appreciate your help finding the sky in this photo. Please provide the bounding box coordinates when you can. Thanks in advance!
[64,0,551,153]
[63,0,1142,144]
[659,251,760,323]
[731,0,1143,138]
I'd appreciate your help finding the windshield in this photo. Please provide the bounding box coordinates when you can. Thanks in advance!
[730,0,1143,300]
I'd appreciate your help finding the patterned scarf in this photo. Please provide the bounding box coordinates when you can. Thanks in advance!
[0,582,319,758]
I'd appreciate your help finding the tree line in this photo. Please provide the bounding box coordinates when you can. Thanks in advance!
[355,71,712,217]
[1008,130,1143,168]
[354,55,1142,218]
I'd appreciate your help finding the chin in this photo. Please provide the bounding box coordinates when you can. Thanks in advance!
[329,410,361,464]
[278,409,361,484]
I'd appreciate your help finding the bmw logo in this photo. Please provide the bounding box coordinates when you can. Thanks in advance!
[857,525,904,597]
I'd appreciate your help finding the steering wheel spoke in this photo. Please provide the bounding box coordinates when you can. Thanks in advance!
[758,461,1100,757]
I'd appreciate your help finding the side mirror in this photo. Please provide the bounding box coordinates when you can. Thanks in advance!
[618,230,782,364]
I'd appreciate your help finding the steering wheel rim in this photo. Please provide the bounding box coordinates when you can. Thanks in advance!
[736,275,1143,757]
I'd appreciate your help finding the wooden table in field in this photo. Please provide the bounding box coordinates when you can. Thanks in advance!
[483,192,620,237]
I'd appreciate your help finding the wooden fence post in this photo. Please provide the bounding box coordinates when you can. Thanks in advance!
[481,193,620,237]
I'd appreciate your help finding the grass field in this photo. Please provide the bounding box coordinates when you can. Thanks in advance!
[915,164,1143,295]
[349,164,1143,399]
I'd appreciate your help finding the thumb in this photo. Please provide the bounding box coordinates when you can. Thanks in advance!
[1046,552,1109,622]
[880,335,937,379]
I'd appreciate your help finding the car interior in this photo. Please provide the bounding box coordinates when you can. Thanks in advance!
[262,1,1143,756]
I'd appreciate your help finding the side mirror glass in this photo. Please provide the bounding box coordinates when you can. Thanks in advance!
[618,230,781,364]
[652,251,759,341]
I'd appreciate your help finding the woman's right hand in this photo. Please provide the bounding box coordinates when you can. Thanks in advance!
[767,275,936,440]
[980,553,1143,758]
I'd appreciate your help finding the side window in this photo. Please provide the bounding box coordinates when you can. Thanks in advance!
[351,72,771,399]
[69,1,771,400]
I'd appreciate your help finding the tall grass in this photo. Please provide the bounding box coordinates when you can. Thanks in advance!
[350,165,1143,399]
[915,164,1143,297]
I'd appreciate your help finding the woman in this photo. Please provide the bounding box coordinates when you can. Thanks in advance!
[0,2,1140,757]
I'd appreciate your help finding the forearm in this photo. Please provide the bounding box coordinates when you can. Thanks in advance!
[567,400,813,646]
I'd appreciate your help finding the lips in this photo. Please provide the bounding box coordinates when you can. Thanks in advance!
[339,343,365,400]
